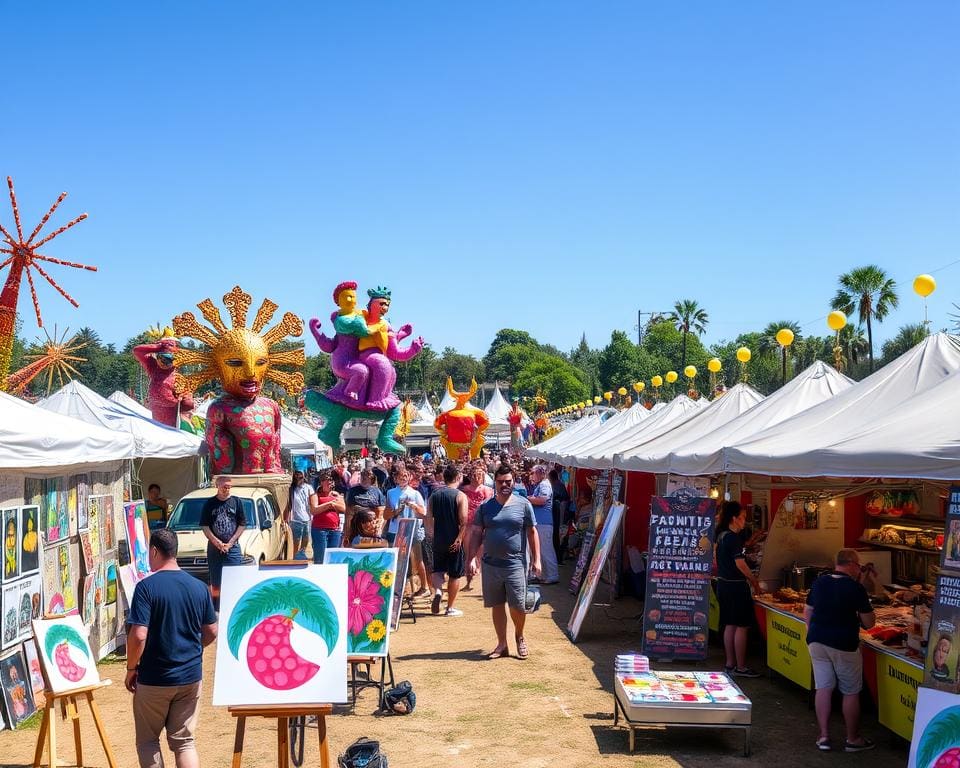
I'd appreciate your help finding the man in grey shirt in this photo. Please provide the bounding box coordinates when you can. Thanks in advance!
[469,464,541,660]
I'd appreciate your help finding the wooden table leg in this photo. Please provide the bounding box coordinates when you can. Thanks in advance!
[231,715,246,768]
[86,691,118,768]
[68,696,83,767]
[317,713,330,768]
[32,704,50,768]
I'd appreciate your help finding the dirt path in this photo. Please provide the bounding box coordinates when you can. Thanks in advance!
[1,565,910,768]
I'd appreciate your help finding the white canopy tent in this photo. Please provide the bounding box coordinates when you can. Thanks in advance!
[437,388,475,413]
[108,390,152,418]
[539,403,653,464]
[0,391,135,474]
[39,381,203,504]
[788,368,960,480]
[658,361,853,476]
[615,383,766,472]
[724,332,960,476]
[563,395,709,468]
[526,412,607,461]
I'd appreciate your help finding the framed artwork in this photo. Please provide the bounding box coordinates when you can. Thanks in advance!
[22,640,45,709]
[42,542,78,616]
[96,601,119,658]
[323,548,398,657]
[102,495,116,550]
[19,506,39,576]
[81,575,96,626]
[43,478,68,545]
[390,519,419,630]
[79,533,95,573]
[118,563,148,609]
[105,560,117,605]
[94,560,105,606]
[18,575,42,641]
[86,496,102,562]
[75,476,89,532]
[0,648,36,728]
[1,583,18,649]
[66,481,78,537]
[32,615,102,694]
[124,501,150,578]
[2,508,18,582]
[213,564,348,706]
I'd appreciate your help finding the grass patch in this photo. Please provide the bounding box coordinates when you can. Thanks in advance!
[98,650,128,665]
[13,710,43,731]
[456,711,487,723]
[508,680,552,694]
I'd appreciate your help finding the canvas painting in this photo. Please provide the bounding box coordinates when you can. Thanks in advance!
[124,501,150,578]
[66,481,78,537]
[42,542,78,616]
[213,564,348,706]
[567,504,626,642]
[0,649,36,728]
[94,560,105,606]
[102,495,116,550]
[87,496,102,562]
[97,601,119,658]
[75,476,89,532]
[118,563,148,609]
[2,509,18,583]
[105,560,118,605]
[22,640,45,709]
[81,574,96,626]
[18,506,39,576]
[79,533,95,573]
[323,548,398,657]
[1,583,18,649]
[32,615,102,694]
[18,575,41,641]
[390,519,419,630]
[43,478,68,545]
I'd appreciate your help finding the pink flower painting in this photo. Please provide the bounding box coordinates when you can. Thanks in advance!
[347,570,384,636]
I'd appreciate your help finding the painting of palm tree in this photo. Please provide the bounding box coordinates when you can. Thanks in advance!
[830,265,898,372]
[667,299,708,369]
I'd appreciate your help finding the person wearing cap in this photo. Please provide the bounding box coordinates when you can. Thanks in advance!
[527,465,558,584]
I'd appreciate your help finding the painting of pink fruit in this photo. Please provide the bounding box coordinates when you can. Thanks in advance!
[32,616,99,693]
[227,577,339,692]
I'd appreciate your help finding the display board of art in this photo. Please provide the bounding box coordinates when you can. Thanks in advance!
[213,564,348,706]
[390,518,419,630]
[41,541,78,616]
[642,494,716,661]
[568,531,595,595]
[567,504,625,642]
[909,686,960,768]
[22,640,45,708]
[32,615,102,694]
[0,648,35,728]
[124,501,150,578]
[19,506,39,575]
[323,548,398,656]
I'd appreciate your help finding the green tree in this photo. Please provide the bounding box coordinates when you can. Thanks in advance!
[429,347,484,391]
[667,299,709,369]
[598,330,641,391]
[831,265,899,372]
[512,357,589,405]
[880,323,928,365]
[483,329,540,382]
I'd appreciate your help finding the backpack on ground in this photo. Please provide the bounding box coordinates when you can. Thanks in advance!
[338,737,387,768]
[382,680,416,714]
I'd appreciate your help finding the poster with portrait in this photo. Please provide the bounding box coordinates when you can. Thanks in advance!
[42,542,78,616]
[0,648,36,728]
[1,583,18,649]
[124,501,150,578]
[22,640,45,709]
[924,571,960,693]
[18,506,39,576]
[18,575,41,641]
[1,509,18,583]
[43,477,69,545]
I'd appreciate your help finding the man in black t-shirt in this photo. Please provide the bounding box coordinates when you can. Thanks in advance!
[199,476,247,607]
[804,548,876,753]
[126,528,217,768]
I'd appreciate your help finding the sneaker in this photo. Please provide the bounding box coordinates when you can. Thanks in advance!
[816,738,832,752]
[733,667,762,678]
[431,593,442,615]
[444,608,464,617]
[412,588,430,599]
[723,665,735,674]
[844,738,875,753]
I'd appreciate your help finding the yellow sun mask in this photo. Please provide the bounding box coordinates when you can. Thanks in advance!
[172,286,305,399]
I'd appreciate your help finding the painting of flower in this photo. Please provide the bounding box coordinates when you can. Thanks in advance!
[323,548,397,657]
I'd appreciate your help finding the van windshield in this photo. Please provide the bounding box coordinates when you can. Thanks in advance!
[167,497,256,531]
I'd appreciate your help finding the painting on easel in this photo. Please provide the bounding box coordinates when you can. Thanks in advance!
[213,564,348,706]
[0,647,36,728]
[32,615,102,694]
[323,548,398,656]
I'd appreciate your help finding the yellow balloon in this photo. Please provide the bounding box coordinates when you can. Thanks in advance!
[827,311,847,331]
[914,274,936,298]
[684,365,697,379]
[707,357,722,373]
[736,347,751,363]
[665,371,678,384]
[617,386,627,396]
[578,402,585,409]
[603,391,613,401]
[594,395,602,403]
[776,328,795,347]
[651,375,663,388]
[632,382,642,393]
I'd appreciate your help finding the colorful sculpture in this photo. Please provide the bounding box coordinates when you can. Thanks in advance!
[172,286,305,475]
[434,378,489,460]
[508,398,523,450]
[133,327,196,428]
[6,327,86,397]
[306,283,424,455]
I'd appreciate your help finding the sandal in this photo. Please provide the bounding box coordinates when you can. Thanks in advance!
[516,636,529,660]
[487,646,509,659]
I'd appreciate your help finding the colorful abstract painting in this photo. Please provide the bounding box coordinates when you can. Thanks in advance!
[1,509,18,583]
[32,615,102,694]
[0,649,36,728]
[43,478,69,545]
[105,560,117,605]
[124,501,150,578]
[42,542,78,616]
[213,564,348,706]
[18,507,39,576]
[323,548,398,657]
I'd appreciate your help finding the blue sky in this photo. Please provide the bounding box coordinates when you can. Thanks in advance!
[2,2,957,359]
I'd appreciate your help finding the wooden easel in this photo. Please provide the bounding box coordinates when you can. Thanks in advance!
[229,703,332,768]
[32,680,117,768]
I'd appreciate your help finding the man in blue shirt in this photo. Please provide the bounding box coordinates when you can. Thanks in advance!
[126,528,218,768]
[527,465,558,584]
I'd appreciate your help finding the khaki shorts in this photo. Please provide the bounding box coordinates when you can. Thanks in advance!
[133,681,202,768]
[808,642,863,695]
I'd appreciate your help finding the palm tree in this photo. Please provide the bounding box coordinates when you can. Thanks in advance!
[757,321,802,358]
[831,265,899,372]
[667,299,709,369]
[880,323,928,365]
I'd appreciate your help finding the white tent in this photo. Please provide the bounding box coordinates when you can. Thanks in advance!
[39,381,203,504]
[660,361,853,476]
[438,388,475,413]
[789,368,960,480]
[724,332,960,476]
[526,412,607,461]
[615,383,766,472]
[484,386,513,423]
[108,390,152,418]
[564,395,709,468]
[414,395,436,422]
[540,403,653,464]
[0,391,135,474]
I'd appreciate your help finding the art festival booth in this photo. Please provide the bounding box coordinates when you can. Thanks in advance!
[0,390,142,732]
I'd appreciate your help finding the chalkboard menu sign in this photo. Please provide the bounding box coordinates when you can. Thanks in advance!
[641,494,716,661]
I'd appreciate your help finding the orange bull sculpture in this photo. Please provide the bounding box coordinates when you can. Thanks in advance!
[434,378,489,460]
